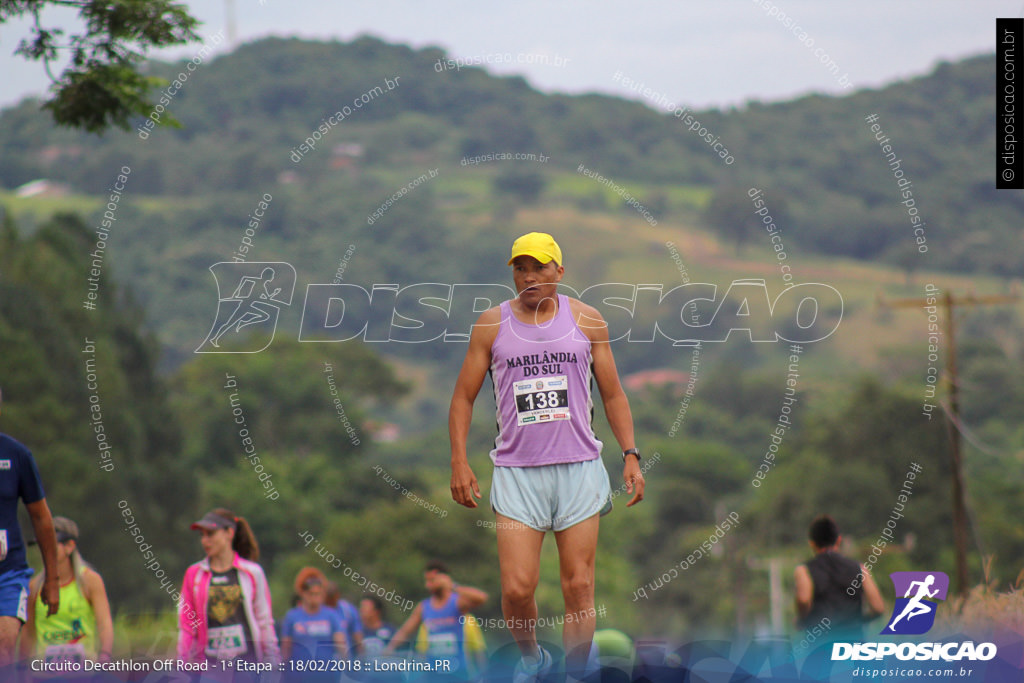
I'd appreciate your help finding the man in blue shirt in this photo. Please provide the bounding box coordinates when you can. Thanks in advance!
[0,387,60,669]
[383,561,488,674]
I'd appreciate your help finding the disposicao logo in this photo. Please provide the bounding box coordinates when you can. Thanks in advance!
[196,263,296,353]
[882,571,949,635]
[832,570,997,663]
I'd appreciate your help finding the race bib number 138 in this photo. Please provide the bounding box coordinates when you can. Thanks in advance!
[514,376,570,426]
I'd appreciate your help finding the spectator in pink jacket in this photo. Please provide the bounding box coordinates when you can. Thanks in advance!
[177,508,280,670]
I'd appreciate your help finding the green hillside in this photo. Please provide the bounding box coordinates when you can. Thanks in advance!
[0,38,1018,274]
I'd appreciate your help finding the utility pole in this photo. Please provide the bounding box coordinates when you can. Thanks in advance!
[881,288,1019,596]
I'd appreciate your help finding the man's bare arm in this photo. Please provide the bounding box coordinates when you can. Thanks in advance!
[449,308,500,508]
[575,300,644,506]
[794,565,813,619]
[26,499,59,616]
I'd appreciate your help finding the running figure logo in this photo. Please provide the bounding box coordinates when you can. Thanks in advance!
[881,571,949,635]
[196,262,296,353]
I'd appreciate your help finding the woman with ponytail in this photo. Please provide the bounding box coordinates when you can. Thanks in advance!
[177,508,280,670]
[19,516,113,668]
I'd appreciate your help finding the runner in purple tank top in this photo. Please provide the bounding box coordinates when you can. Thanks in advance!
[449,232,645,682]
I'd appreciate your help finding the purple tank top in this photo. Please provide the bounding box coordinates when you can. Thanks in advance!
[489,294,603,467]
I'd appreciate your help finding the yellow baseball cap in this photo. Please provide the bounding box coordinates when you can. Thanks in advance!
[508,232,562,266]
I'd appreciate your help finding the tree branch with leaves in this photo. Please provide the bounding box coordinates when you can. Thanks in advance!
[2,0,200,133]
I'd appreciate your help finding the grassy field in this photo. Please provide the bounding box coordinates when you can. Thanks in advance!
[0,191,102,225]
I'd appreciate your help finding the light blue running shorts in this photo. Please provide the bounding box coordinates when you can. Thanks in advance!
[491,457,612,532]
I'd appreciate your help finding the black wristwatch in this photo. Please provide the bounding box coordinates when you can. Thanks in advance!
[622,448,641,463]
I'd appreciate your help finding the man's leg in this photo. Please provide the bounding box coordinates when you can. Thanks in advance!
[496,513,545,659]
[554,514,599,675]
[0,615,21,668]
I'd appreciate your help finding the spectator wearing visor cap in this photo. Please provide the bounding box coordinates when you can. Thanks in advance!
[20,516,114,672]
[177,508,280,672]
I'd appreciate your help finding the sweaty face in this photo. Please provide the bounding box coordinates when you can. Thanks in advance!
[511,256,563,310]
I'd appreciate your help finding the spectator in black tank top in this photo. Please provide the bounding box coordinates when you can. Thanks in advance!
[794,515,886,639]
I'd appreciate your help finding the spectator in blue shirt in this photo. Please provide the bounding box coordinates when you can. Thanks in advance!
[281,567,346,672]
[326,581,364,657]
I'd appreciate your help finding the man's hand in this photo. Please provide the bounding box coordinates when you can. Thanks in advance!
[26,499,60,616]
[451,459,481,508]
[623,456,645,507]
[41,576,60,616]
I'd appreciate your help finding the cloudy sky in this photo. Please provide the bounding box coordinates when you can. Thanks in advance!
[0,1,1018,111]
